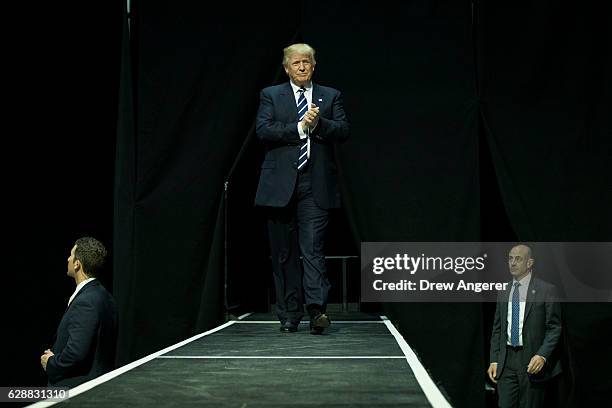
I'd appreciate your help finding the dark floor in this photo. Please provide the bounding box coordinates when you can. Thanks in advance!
[54,313,433,407]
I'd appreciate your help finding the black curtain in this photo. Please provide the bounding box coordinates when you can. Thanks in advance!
[479,2,612,407]
[301,2,484,407]
[110,1,611,407]
[4,1,122,387]
[479,1,611,241]
[115,2,485,405]
[8,2,610,405]
[113,1,302,363]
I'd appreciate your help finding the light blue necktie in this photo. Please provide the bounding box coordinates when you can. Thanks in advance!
[510,282,520,346]
[296,87,309,171]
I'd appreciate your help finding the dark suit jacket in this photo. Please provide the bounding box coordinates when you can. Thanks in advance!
[254,82,349,209]
[47,280,118,388]
[490,276,562,381]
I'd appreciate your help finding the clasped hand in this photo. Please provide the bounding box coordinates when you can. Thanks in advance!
[301,103,320,132]
[40,349,54,371]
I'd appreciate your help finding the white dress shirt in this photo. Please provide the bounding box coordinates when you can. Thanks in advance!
[506,272,532,346]
[289,80,313,140]
[68,278,96,306]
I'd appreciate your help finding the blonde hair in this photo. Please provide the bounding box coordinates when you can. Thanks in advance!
[282,43,316,66]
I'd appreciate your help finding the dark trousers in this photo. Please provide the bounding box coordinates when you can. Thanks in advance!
[267,168,330,324]
[498,346,546,408]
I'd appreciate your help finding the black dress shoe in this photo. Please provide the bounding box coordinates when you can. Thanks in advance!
[310,325,324,335]
[310,313,330,335]
[280,322,298,332]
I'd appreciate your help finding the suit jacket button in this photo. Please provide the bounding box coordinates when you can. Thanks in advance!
[293,161,297,166]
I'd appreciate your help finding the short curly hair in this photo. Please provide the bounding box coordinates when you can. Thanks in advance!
[74,237,108,278]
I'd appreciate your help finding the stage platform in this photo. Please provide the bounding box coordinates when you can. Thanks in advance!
[29,313,451,407]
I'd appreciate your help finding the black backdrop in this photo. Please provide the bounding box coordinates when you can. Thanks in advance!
[4,0,122,393]
[7,1,611,407]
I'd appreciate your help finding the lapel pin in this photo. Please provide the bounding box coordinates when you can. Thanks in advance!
[318,98,323,102]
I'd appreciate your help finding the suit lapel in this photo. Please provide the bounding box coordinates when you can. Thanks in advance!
[282,82,326,120]
[65,280,98,313]
[312,83,324,110]
[500,284,511,334]
[280,82,298,121]
[523,278,537,322]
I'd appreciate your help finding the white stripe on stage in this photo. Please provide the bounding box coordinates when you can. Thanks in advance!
[158,355,406,359]
[29,313,451,408]
[26,313,253,408]
[234,320,384,324]
[382,315,453,408]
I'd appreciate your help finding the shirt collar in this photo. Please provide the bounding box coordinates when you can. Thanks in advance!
[289,80,313,93]
[68,277,96,306]
[514,272,532,287]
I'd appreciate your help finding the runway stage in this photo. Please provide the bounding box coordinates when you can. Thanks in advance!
[29,313,451,407]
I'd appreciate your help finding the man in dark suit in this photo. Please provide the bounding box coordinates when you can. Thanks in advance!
[255,43,349,334]
[487,244,562,407]
[40,237,118,388]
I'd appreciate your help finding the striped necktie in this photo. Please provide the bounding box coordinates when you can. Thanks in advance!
[296,87,309,171]
[510,282,520,346]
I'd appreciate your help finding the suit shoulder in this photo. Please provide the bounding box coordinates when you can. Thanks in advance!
[261,83,288,94]
[532,277,559,296]
[533,277,554,289]
[76,283,116,307]
[315,84,342,95]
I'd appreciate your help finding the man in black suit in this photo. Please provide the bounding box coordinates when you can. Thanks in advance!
[40,237,118,388]
[255,43,349,334]
[487,244,562,407]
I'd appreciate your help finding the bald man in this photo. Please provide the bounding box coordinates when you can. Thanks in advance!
[488,244,562,408]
